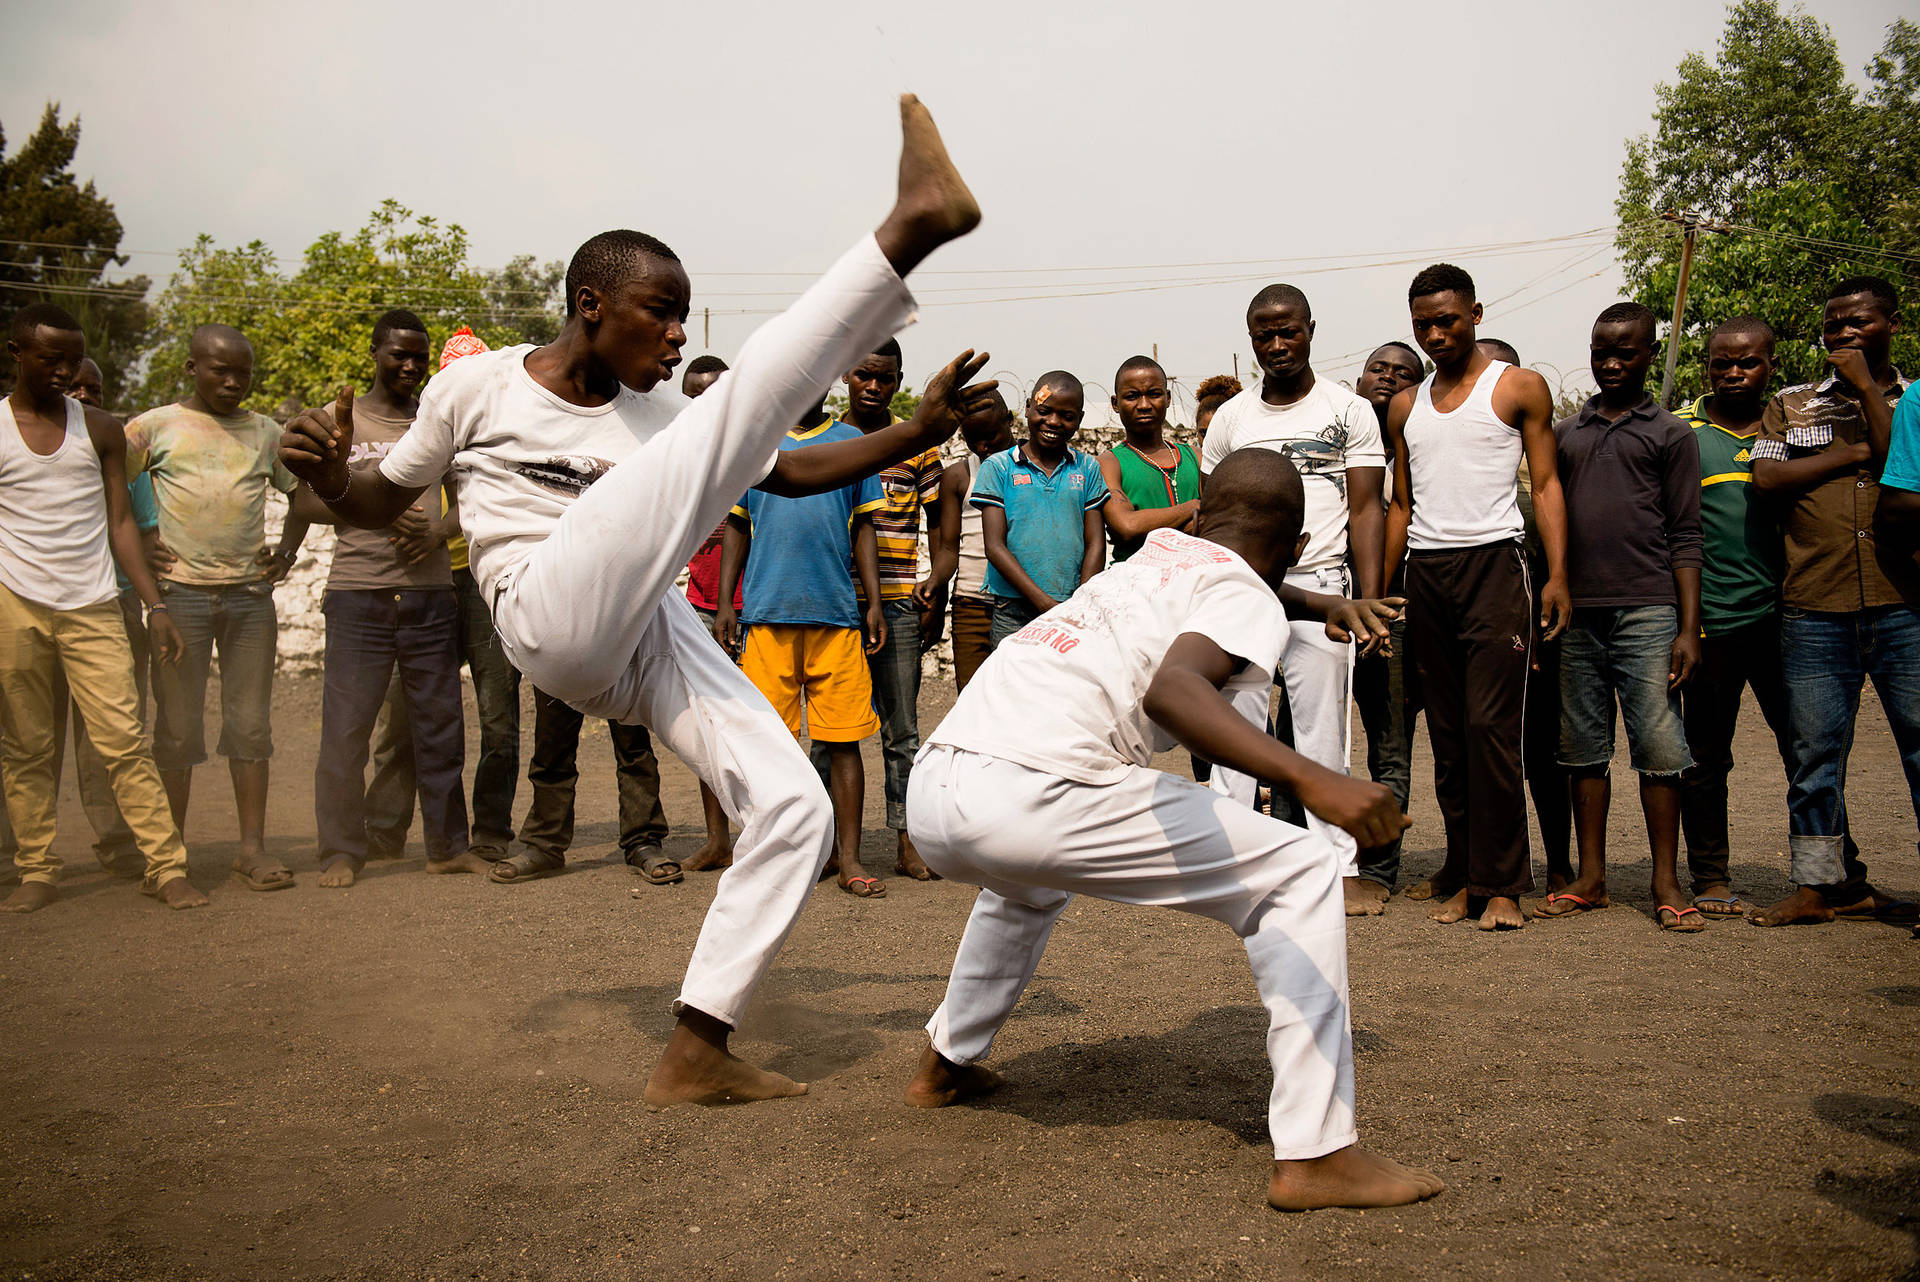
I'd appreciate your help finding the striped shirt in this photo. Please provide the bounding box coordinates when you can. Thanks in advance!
[851,422,943,602]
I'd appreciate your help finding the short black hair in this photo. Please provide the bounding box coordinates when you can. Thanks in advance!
[11,301,83,344]
[1247,283,1310,321]
[1409,263,1475,304]
[683,354,728,377]
[1475,337,1521,365]
[870,338,902,364]
[372,308,428,347]
[1372,340,1424,367]
[1595,301,1659,342]
[1032,369,1083,401]
[1708,315,1776,351]
[565,229,681,318]
[1114,353,1165,385]
[1828,274,1899,318]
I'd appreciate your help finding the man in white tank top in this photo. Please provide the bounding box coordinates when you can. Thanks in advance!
[1381,264,1571,931]
[0,304,207,913]
[917,391,1014,692]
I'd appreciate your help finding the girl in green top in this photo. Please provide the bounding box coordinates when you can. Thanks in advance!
[1097,355,1203,561]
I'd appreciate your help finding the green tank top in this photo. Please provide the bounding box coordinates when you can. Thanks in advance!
[1111,440,1202,561]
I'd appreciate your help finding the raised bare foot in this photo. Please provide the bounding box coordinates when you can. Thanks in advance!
[1749,886,1836,928]
[904,1043,1004,1109]
[1402,878,1456,903]
[1268,1146,1445,1211]
[1343,877,1390,917]
[875,95,981,277]
[1428,889,1471,923]
[681,834,734,873]
[317,856,357,889]
[1,882,57,913]
[895,832,939,881]
[642,1008,807,1107]
[152,877,209,910]
[1476,896,1525,931]
[425,852,494,876]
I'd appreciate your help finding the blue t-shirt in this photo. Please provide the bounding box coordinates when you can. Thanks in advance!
[114,473,160,593]
[1886,381,1920,494]
[971,443,1110,601]
[733,420,884,628]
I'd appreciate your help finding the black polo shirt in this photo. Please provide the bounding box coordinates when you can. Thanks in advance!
[1554,394,1704,608]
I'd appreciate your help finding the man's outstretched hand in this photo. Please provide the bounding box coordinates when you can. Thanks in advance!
[1326,597,1404,656]
[912,350,999,446]
[1296,768,1410,851]
[281,386,355,498]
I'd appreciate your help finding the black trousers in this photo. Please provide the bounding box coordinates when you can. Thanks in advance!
[1405,541,1534,899]
[520,687,667,860]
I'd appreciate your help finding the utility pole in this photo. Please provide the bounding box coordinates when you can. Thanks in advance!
[703,307,710,350]
[1657,210,1732,407]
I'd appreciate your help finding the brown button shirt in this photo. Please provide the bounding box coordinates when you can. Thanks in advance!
[1752,372,1916,612]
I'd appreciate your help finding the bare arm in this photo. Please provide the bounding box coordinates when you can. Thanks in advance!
[280,388,430,529]
[1345,465,1385,599]
[853,516,886,655]
[1079,505,1106,587]
[1382,389,1414,588]
[1144,632,1408,848]
[1753,444,1869,495]
[1507,370,1570,640]
[913,460,967,609]
[982,504,1054,612]
[87,410,182,663]
[1096,450,1199,541]
[714,513,750,650]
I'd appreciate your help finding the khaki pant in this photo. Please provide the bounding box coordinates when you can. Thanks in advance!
[0,582,188,888]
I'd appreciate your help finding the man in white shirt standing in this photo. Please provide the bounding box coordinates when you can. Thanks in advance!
[1201,284,1387,888]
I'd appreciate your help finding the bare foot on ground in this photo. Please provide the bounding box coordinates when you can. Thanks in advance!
[1,882,57,913]
[1268,1146,1445,1211]
[153,878,209,910]
[1476,896,1526,931]
[1344,877,1389,917]
[426,852,494,876]
[896,832,938,881]
[682,834,733,873]
[1403,878,1455,903]
[318,857,356,889]
[874,95,981,276]
[905,1044,1005,1109]
[1428,890,1471,923]
[1749,886,1836,927]
[643,1009,807,1107]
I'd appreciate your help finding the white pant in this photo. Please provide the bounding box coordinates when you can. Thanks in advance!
[910,745,1357,1160]
[1216,566,1358,876]
[492,234,916,1027]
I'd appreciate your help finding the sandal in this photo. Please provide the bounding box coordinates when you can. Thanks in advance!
[627,846,683,885]
[839,875,886,898]
[1656,904,1708,932]
[232,851,295,892]
[489,848,566,883]
[1534,891,1606,917]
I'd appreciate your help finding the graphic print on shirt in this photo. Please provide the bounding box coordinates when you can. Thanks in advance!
[1280,420,1353,499]
[1005,530,1232,653]
[514,454,616,498]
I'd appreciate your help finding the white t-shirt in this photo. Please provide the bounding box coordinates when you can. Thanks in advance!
[380,345,698,604]
[926,528,1287,785]
[1199,374,1385,572]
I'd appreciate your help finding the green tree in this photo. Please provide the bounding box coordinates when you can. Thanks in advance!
[137,201,565,413]
[1616,4,1920,398]
[0,104,150,402]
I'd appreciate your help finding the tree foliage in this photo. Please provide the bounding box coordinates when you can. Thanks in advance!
[1616,3,1920,397]
[0,104,149,401]
[137,200,564,414]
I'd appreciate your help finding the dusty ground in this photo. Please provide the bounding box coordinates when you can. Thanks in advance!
[2,671,1916,1281]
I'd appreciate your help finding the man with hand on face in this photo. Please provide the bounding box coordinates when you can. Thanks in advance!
[0,305,206,913]
[127,324,310,892]
[1347,341,1424,913]
[1383,264,1570,932]
[1202,284,1387,893]
[808,339,946,882]
[1748,276,1920,928]
[1533,303,1703,932]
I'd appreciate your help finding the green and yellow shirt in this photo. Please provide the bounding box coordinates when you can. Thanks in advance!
[1685,395,1781,635]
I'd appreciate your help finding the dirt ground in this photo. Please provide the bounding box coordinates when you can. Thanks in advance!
[2,670,1916,1281]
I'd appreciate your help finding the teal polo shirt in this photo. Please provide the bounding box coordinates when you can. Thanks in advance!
[971,442,1109,601]
[1886,381,1920,494]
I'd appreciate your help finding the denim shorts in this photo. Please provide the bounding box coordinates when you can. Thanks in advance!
[1557,604,1693,776]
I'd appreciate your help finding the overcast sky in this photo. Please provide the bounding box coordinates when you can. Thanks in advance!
[5,0,1909,422]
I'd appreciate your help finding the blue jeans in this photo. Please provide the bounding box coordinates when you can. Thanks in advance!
[316,589,468,867]
[151,581,277,768]
[1780,605,1920,897]
[810,598,920,829]
[1558,605,1693,776]
[990,596,1043,647]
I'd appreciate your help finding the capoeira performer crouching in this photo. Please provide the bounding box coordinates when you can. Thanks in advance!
[904,449,1444,1210]
[280,96,993,1107]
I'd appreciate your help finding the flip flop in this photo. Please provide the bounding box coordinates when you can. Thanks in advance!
[628,848,684,886]
[1691,893,1751,917]
[839,875,886,898]
[1534,891,1606,917]
[1656,904,1708,932]
[231,852,294,892]
[489,848,565,883]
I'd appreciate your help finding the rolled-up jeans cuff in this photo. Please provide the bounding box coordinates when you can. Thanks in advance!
[1789,834,1846,887]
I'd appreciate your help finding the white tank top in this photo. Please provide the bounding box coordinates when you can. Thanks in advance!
[1403,359,1525,551]
[955,453,990,599]
[0,397,117,610]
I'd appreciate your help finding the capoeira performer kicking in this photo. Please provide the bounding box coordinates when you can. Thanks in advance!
[280,96,992,1107]
[904,449,1444,1210]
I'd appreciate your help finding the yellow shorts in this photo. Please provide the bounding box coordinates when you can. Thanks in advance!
[739,624,879,743]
